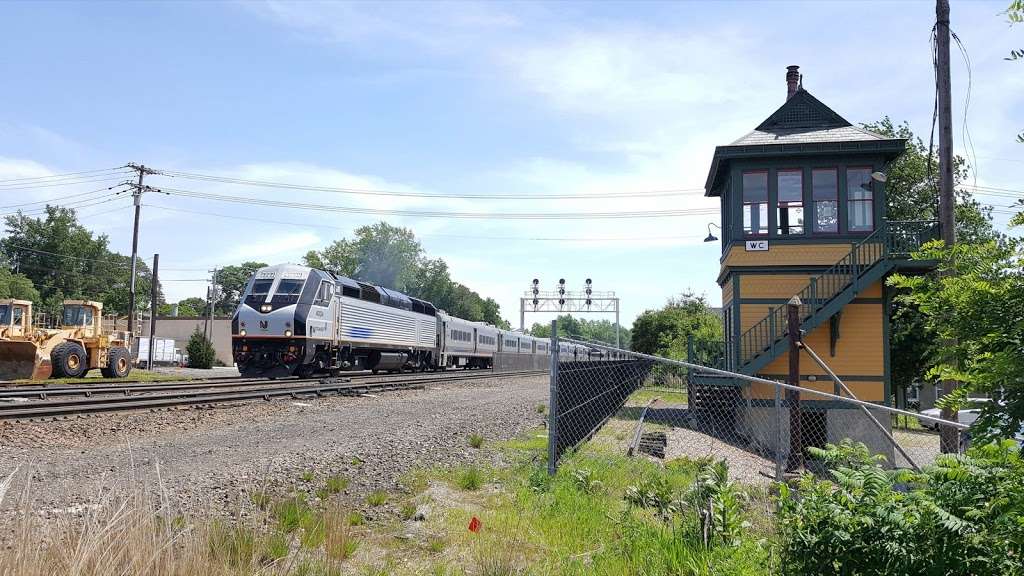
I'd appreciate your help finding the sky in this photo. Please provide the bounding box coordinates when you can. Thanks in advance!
[0,0,1021,329]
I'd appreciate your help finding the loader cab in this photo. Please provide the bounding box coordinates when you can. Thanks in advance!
[0,299,32,338]
[61,300,103,338]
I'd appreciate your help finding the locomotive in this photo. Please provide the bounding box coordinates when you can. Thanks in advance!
[231,263,592,378]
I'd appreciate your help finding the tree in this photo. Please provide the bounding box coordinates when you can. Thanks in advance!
[890,239,1024,443]
[0,268,39,301]
[1,206,162,317]
[175,297,208,317]
[630,294,721,360]
[214,261,267,314]
[304,221,510,327]
[862,118,999,399]
[186,328,216,369]
[530,314,630,347]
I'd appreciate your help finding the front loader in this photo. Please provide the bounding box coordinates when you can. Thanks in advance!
[0,300,133,381]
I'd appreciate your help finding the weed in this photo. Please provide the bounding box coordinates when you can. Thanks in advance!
[400,502,417,520]
[367,490,388,506]
[301,470,315,482]
[456,466,484,491]
[468,433,485,449]
[536,403,547,414]
[527,465,551,493]
[299,513,326,549]
[324,507,360,560]
[258,531,290,564]
[326,475,349,494]
[295,560,343,576]
[427,536,447,553]
[347,511,366,526]
[249,490,271,510]
[273,494,311,533]
[315,488,330,501]
[570,468,603,494]
[207,521,256,568]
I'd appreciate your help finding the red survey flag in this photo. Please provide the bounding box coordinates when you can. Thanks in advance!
[468,516,481,533]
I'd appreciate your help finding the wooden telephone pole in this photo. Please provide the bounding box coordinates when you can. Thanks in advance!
[936,0,959,453]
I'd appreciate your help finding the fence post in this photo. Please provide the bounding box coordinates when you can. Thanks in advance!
[785,296,804,472]
[775,384,784,481]
[547,319,560,476]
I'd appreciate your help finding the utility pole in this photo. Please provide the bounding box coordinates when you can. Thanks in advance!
[936,0,959,454]
[125,163,161,335]
[205,268,219,341]
[148,254,159,369]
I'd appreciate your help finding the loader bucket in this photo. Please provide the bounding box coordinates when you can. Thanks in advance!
[0,340,51,381]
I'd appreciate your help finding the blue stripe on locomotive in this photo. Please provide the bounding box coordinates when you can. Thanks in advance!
[348,327,373,338]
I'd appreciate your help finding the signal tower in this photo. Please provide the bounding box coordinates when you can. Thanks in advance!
[519,278,621,347]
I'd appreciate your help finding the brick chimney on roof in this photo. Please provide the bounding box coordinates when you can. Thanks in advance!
[786,65,800,100]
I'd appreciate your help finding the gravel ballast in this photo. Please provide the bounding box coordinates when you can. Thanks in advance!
[0,373,548,526]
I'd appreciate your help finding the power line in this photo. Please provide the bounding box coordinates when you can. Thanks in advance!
[0,184,127,210]
[0,193,129,219]
[160,187,718,220]
[157,169,706,200]
[142,203,708,243]
[0,167,125,185]
[0,174,130,191]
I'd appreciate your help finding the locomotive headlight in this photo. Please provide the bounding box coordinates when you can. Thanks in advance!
[239,329,247,337]
[284,329,293,337]
[260,304,272,313]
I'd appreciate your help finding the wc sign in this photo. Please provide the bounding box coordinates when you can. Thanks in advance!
[745,240,769,252]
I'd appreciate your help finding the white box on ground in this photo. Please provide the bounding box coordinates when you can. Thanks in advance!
[137,337,178,365]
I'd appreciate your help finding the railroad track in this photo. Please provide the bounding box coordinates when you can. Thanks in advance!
[0,368,528,399]
[0,370,547,420]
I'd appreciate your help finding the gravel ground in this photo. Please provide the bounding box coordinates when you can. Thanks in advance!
[151,365,241,378]
[0,373,548,531]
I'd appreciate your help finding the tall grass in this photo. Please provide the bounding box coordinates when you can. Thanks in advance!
[0,469,365,576]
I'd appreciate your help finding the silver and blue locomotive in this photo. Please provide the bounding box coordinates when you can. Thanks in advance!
[231,263,592,378]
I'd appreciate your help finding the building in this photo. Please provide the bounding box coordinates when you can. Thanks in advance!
[701,66,937,457]
[136,316,234,366]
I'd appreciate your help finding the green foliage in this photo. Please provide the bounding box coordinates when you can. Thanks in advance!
[456,466,484,491]
[325,475,348,494]
[778,440,1024,576]
[467,433,484,449]
[862,118,1000,395]
[186,328,216,369]
[630,292,722,359]
[366,490,388,506]
[303,221,510,328]
[530,314,630,347]
[806,438,887,470]
[0,267,39,301]
[890,240,1024,441]
[174,296,207,317]
[1,206,162,316]
[272,494,312,533]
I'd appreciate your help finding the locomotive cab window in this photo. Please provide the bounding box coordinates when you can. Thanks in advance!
[313,281,333,306]
[251,279,273,296]
[276,279,305,296]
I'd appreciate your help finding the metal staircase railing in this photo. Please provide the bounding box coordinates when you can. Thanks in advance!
[730,220,939,374]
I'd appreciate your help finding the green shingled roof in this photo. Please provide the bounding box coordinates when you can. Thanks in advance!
[704,87,906,196]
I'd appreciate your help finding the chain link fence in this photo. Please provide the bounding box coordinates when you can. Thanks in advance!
[547,332,967,481]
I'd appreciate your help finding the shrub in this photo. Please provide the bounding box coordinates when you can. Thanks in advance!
[186,328,216,369]
[778,440,1024,576]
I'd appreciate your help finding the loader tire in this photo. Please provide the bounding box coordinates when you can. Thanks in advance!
[51,342,88,379]
[101,347,131,379]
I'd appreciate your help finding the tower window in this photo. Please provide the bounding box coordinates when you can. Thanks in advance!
[777,169,804,235]
[742,170,768,235]
[812,169,838,233]
[847,167,874,232]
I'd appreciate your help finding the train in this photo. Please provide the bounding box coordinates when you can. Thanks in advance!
[230,263,609,378]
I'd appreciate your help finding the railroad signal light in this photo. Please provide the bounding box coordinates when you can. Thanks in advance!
[532,298,538,306]
[585,278,592,285]
[532,278,539,286]
[585,286,592,295]
[586,298,592,306]
[532,286,539,296]
[559,298,565,306]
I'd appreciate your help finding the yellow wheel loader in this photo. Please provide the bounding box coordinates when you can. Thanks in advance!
[0,300,133,381]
